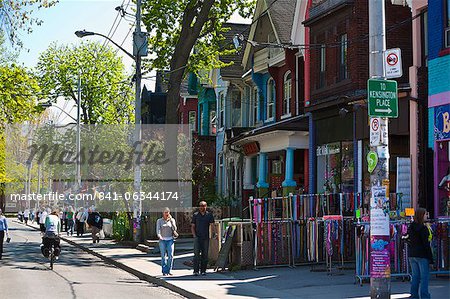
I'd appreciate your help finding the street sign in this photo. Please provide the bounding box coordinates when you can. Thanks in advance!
[384,48,402,79]
[370,117,381,146]
[368,79,398,118]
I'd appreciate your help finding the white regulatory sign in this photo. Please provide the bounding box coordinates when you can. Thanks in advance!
[370,117,381,147]
[384,48,402,79]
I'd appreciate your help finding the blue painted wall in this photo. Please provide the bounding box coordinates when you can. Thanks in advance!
[428,0,445,60]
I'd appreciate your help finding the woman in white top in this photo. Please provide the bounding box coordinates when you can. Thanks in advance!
[156,207,178,276]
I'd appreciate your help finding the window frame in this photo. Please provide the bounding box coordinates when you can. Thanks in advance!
[339,33,348,81]
[219,91,225,128]
[282,71,292,118]
[266,78,275,121]
[188,110,196,132]
[253,87,259,125]
[319,44,326,88]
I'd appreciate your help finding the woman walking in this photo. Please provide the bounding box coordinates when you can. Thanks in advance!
[156,207,178,276]
[408,208,433,299]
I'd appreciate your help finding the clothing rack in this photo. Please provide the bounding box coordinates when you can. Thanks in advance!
[249,197,293,269]
[354,220,411,285]
[429,219,450,276]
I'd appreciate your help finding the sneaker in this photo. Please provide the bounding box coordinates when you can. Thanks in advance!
[201,272,206,276]
[193,272,199,276]
[55,256,59,260]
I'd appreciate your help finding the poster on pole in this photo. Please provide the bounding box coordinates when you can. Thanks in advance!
[370,185,390,278]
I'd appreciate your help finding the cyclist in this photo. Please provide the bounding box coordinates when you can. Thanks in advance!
[41,209,61,259]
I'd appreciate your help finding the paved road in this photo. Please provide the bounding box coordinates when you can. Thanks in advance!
[0,221,184,299]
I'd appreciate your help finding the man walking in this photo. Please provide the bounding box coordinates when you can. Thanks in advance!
[87,207,103,244]
[191,201,216,276]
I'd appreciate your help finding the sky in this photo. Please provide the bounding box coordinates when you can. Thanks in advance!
[13,0,249,124]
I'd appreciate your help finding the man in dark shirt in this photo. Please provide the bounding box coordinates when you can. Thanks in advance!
[191,201,216,275]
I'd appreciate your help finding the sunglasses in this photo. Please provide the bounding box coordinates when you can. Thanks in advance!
[199,205,206,207]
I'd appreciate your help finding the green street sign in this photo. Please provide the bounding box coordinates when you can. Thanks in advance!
[368,79,398,118]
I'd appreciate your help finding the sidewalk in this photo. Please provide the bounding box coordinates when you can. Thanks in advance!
[18,220,450,299]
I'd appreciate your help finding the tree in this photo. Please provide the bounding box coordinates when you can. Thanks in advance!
[141,0,255,124]
[0,0,58,48]
[36,41,134,125]
[0,61,43,211]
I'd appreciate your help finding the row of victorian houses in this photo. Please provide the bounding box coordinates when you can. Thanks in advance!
[169,0,449,219]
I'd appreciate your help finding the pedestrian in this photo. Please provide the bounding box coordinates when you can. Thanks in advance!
[0,209,9,260]
[66,206,75,236]
[156,207,178,276]
[86,207,103,244]
[39,208,48,233]
[18,210,23,223]
[23,208,30,225]
[191,201,217,276]
[35,209,40,225]
[76,208,87,237]
[407,207,433,299]
[30,208,35,222]
[61,208,67,232]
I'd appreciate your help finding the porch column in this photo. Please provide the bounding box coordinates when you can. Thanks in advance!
[243,156,254,189]
[282,147,297,195]
[256,152,269,197]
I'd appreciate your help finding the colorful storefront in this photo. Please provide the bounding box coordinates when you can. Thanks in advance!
[428,0,450,218]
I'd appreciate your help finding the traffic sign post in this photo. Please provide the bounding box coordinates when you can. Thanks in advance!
[368,79,398,118]
[384,48,402,79]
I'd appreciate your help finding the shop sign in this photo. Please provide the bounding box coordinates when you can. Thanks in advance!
[316,144,340,156]
[435,105,450,141]
[243,141,260,156]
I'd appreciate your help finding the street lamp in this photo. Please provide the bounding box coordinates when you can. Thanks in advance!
[75,0,145,242]
[74,30,135,60]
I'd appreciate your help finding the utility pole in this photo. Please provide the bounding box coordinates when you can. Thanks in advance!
[76,73,81,212]
[37,163,41,210]
[133,0,143,242]
[369,0,390,298]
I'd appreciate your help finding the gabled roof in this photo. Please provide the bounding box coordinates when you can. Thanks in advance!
[267,0,296,44]
[219,23,250,79]
[242,0,296,68]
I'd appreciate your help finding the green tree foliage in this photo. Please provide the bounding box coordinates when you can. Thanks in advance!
[0,0,58,48]
[141,0,255,123]
[36,41,134,124]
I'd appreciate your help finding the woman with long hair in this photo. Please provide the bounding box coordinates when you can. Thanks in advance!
[156,207,178,276]
[408,207,433,299]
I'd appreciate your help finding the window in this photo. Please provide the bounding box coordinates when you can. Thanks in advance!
[253,87,259,125]
[272,160,282,175]
[446,0,450,48]
[188,111,196,132]
[231,89,242,127]
[209,110,216,135]
[319,44,326,88]
[218,155,224,194]
[283,71,292,116]
[267,78,275,120]
[219,91,225,128]
[230,161,236,196]
[339,34,348,81]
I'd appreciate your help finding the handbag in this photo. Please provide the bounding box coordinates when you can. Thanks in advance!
[170,218,179,239]
[6,234,11,243]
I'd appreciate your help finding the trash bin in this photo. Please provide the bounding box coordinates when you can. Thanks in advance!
[102,218,112,238]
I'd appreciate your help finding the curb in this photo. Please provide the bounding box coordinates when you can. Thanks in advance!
[15,220,205,299]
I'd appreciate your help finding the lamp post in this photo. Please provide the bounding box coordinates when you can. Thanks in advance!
[75,0,146,241]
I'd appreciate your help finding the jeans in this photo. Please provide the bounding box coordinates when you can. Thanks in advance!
[409,257,431,299]
[67,219,74,236]
[193,237,209,274]
[159,239,174,274]
[0,230,4,259]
